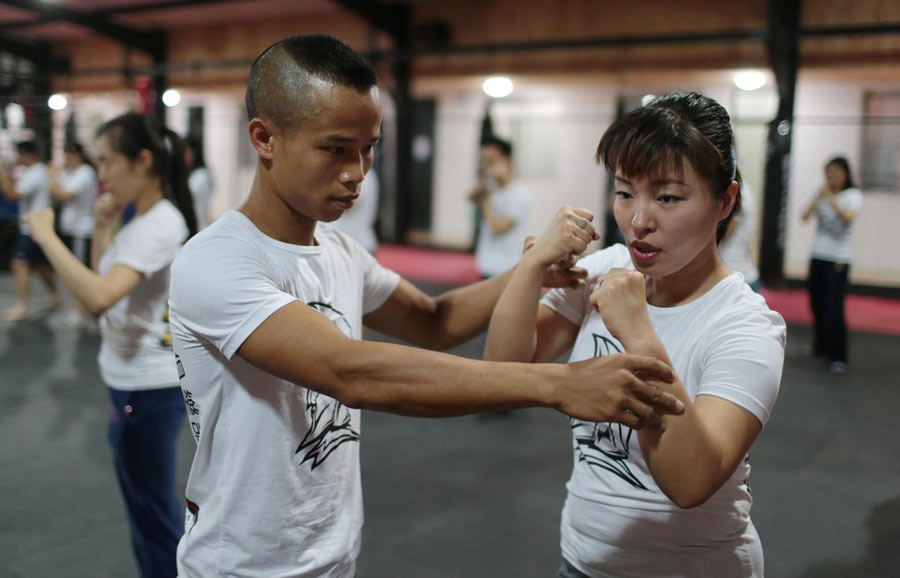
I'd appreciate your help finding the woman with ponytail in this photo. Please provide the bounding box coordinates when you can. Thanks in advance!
[22,112,195,578]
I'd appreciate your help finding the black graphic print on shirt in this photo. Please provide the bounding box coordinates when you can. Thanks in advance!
[570,333,649,490]
[294,301,360,470]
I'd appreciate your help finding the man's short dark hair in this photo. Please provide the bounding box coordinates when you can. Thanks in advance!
[245,34,378,128]
[481,135,513,158]
[15,140,39,156]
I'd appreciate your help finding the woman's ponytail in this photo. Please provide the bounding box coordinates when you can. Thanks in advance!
[161,129,198,238]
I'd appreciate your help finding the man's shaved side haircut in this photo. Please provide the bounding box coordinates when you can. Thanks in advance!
[245,34,378,128]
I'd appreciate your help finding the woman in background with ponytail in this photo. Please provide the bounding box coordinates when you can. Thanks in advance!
[22,112,196,578]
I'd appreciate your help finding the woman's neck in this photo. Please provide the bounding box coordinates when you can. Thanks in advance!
[134,185,164,215]
[645,249,732,308]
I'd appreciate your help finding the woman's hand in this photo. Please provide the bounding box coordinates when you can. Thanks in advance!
[21,208,57,246]
[590,268,652,346]
[524,206,598,271]
[94,192,125,228]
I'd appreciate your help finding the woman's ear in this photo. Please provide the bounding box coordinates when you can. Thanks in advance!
[719,180,739,221]
[136,148,154,173]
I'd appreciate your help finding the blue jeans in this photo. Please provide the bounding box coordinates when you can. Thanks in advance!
[108,386,185,578]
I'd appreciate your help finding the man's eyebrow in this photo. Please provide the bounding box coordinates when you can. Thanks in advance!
[321,134,382,144]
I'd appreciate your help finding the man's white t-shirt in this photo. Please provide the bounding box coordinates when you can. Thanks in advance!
[811,187,863,264]
[169,211,399,578]
[475,181,530,277]
[16,162,50,235]
[541,244,785,578]
[58,163,98,238]
[98,199,188,390]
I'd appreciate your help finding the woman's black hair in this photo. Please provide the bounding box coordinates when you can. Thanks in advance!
[97,112,198,237]
[597,91,741,243]
[825,156,854,190]
[63,140,94,169]
[185,136,206,170]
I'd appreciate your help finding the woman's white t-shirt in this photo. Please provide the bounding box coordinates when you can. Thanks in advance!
[541,244,786,578]
[811,187,863,264]
[97,199,188,390]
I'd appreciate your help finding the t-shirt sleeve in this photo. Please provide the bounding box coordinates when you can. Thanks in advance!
[840,188,864,212]
[110,207,187,276]
[540,284,588,326]
[16,167,43,199]
[698,308,786,427]
[66,166,96,198]
[358,243,400,314]
[500,184,530,222]
[169,238,296,360]
[540,248,621,326]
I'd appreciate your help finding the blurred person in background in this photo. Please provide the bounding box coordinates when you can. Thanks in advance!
[0,186,17,271]
[50,140,99,326]
[469,135,531,280]
[0,139,60,322]
[719,182,761,291]
[185,136,213,230]
[801,156,862,374]
[22,112,197,578]
[332,168,379,253]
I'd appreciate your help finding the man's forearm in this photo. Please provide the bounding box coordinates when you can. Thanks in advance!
[335,340,558,417]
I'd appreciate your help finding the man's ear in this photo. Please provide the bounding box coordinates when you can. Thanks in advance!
[249,117,275,160]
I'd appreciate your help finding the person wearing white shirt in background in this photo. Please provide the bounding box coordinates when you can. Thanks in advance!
[185,136,213,230]
[469,135,531,279]
[801,156,863,374]
[0,139,61,322]
[22,112,198,578]
[50,141,99,326]
[719,182,761,292]
[332,168,379,253]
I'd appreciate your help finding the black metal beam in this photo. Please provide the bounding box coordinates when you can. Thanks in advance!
[0,0,163,55]
[332,0,409,41]
[0,0,250,31]
[0,30,50,62]
[759,0,801,286]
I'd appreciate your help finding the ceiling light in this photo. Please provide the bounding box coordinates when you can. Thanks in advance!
[162,88,181,107]
[47,94,67,111]
[734,70,766,91]
[482,76,513,99]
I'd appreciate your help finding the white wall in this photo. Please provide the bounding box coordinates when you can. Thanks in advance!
[785,77,900,286]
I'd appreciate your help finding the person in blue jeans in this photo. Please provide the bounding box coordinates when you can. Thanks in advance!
[23,112,197,577]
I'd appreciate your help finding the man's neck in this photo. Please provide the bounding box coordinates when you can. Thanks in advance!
[240,172,318,246]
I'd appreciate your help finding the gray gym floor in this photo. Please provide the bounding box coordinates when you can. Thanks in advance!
[1,273,898,577]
